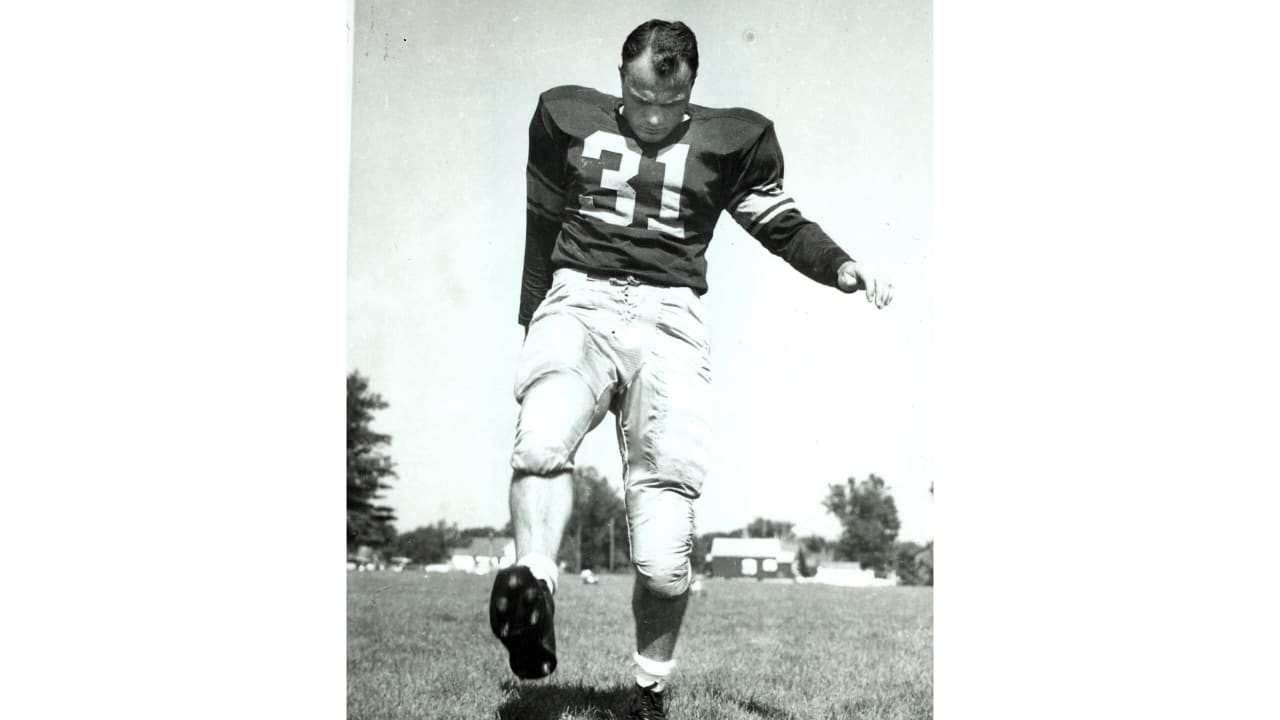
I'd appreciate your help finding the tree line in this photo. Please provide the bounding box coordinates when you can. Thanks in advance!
[348,370,931,585]
[347,372,397,550]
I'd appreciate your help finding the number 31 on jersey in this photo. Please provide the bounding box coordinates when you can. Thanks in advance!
[577,130,689,239]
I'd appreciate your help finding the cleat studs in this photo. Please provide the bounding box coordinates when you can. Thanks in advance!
[495,597,508,612]
[542,661,552,676]
[529,609,539,625]
[508,575,521,589]
[499,623,509,638]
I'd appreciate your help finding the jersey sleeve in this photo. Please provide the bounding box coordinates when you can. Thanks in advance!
[727,125,855,291]
[520,93,571,326]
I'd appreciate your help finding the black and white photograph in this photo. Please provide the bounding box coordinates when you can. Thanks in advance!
[11,2,1280,719]
[347,2,932,718]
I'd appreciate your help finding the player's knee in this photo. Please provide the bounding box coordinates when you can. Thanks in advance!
[635,556,692,599]
[510,437,573,477]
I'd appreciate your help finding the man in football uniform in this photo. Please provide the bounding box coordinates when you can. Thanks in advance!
[489,19,893,719]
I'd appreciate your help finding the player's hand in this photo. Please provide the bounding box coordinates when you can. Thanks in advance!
[837,261,893,309]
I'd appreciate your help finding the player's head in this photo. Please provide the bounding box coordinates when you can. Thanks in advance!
[621,19,699,82]
[618,20,697,143]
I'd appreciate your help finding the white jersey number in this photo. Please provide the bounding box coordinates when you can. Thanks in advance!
[578,130,689,239]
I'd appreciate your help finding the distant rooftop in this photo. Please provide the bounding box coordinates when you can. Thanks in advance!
[448,536,514,556]
[709,537,784,558]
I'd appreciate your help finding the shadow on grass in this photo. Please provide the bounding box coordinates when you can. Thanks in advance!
[704,685,802,720]
[497,680,631,720]
[495,681,804,720]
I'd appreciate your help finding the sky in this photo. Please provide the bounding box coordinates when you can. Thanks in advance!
[348,0,932,542]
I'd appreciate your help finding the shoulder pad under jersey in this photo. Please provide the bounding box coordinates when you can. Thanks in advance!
[688,104,774,154]
[538,85,619,137]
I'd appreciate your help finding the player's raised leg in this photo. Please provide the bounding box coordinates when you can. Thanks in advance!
[492,308,614,679]
[491,465,570,680]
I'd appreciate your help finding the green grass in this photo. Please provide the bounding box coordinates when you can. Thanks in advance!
[348,571,931,719]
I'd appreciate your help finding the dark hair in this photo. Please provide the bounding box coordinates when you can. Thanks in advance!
[621,19,698,81]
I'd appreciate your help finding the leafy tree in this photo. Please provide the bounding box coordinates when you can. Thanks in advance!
[746,517,795,540]
[437,519,463,550]
[795,547,817,578]
[347,371,397,551]
[894,540,933,586]
[387,520,467,565]
[559,466,628,572]
[799,534,829,554]
[822,474,902,575]
[389,525,448,565]
[460,526,503,540]
[794,534,830,578]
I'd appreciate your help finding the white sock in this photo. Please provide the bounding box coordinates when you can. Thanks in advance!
[633,652,675,692]
[517,553,559,595]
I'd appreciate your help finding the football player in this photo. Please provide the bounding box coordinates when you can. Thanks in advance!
[489,18,893,719]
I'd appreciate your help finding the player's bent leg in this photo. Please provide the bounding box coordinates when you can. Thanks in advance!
[511,308,615,488]
[496,316,614,680]
[510,370,610,570]
[495,379,593,681]
[509,305,612,567]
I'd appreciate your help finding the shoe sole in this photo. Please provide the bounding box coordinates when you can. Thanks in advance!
[489,566,557,679]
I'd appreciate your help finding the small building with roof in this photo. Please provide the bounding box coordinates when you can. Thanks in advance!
[448,535,516,573]
[707,537,796,580]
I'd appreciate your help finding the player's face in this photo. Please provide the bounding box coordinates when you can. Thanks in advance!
[619,55,693,144]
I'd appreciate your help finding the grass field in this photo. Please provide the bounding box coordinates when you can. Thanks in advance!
[348,570,932,720]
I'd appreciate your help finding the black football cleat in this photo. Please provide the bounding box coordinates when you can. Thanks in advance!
[489,565,557,679]
[628,682,667,720]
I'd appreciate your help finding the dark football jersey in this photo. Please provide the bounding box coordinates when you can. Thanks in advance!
[520,85,854,326]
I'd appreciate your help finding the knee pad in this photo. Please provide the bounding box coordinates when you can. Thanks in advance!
[634,556,693,599]
[510,436,574,476]
[626,483,696,598]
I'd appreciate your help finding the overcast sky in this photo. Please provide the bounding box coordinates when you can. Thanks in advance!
[348,0,933,541]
